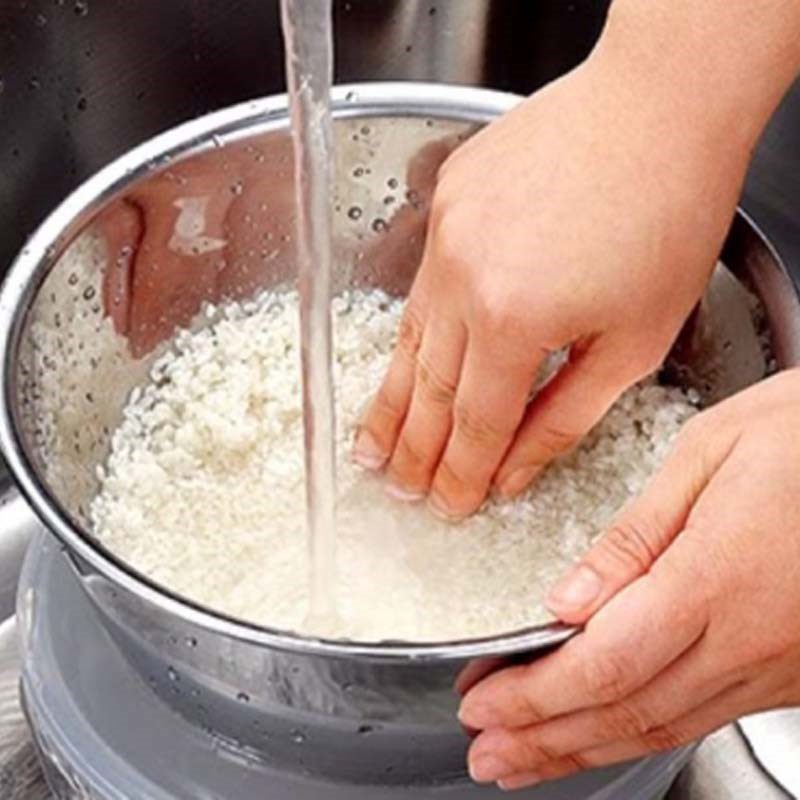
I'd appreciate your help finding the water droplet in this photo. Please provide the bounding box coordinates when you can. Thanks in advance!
[76,97,87,111]
[406,188,422,208]
[360,125,371,136]
[429,6,437,15]
[236,691,250,703]
[82,286,95,300]
[230,180,244,195]
[405,44,413,53]
[28,76,41,90]
[291,730,306,744]
[371,218,389,233]
[352,166,365,178]
[383,196,395,206]
[185,636,197,648]
[67,273,78,286]
[345,90,357,102]
[425,119,435,128]
[167,667,179,682]
[387,177,399,189]
[35,12,47,26]
[358,724,375,735]
[74,0,88,16]
[347,206,362,221]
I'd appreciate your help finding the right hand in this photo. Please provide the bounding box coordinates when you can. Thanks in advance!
[354,53,754,519]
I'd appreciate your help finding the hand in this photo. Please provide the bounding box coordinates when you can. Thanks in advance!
[353,55,751,520]
[458,369,800,790]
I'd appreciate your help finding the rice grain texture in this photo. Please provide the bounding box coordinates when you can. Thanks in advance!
[92,289,697,642]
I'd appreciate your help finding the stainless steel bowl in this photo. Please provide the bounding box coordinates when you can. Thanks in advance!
[1,83,799,786]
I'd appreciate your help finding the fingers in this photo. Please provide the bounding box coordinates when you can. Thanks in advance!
[95,199,144,336]
[427,338,542,518]
[491,682,757,789]
[353,276,429,469]
[384,312,466,499]
[467,633,730,782]
[545,415,739,624]
[459,543,710,731]
[494,342,628,498]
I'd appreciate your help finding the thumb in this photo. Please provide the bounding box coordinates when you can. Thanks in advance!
[546,414,735,624]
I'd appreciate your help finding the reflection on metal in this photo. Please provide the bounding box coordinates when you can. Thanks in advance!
[0,83,798,787]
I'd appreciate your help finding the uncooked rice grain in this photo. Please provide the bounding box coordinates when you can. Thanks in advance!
[92,289,698,641]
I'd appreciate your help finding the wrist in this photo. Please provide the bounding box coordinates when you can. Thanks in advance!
[589,0,800,160]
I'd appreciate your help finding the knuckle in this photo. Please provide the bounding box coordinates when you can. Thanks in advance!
[397,307,425,360]
[472,294,524,340]
[532,424,580,461]
[434,457,483,508]
[642,723,688,753]
[430,203,470,263]
[516,734,558,766]
[600,517,659,574]
[538,755,586,783]
[453,401,509,449]
[602,701,655,740]
[516,676,550,726]
[416,356,457,407]
[393,434,428,472]
[435,457,470,493]
[582,652,633,703]
[371,384,405,422]
[561,751,594,773]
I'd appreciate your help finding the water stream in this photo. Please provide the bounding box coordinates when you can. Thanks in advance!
[280,0,338,631]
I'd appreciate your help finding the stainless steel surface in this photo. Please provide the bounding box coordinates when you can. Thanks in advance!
[0,5,796,794]
[0,600,795,799]
[0,83,799,787]
[0,478,34,622]
[1,0,799,291]
[667,727,791,800]
[739,711,800,798]
[0,1,610,278]
[11,532,693,799]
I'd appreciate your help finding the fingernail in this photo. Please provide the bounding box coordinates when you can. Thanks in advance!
[353,430,387,471]
[469,755,514,784]
[547,564,603,612]
[498,772,541,791]
[497,467,539,499]
[428,492,466,522]
[385,480,425,503]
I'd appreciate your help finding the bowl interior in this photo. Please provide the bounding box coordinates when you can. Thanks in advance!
[4,86,797,652]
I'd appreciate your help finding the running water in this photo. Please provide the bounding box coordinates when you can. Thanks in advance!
[280,0,338,630]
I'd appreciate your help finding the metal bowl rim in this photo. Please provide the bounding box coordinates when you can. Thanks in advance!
[0,81,779,662]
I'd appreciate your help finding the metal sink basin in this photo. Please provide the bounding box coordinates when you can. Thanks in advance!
[0,0,799,287]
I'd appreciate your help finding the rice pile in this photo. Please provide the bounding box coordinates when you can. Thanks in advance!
[91,289,698,642]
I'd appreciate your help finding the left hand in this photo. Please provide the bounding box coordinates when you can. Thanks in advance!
[459,368,800,791]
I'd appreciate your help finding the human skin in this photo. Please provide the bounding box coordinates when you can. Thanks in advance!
[460,368,800,789]
[403,0,800,791]
[354,0,800,521]
[92,0,800,790]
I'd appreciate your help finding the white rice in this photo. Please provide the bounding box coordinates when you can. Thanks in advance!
[91,289,698,642]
